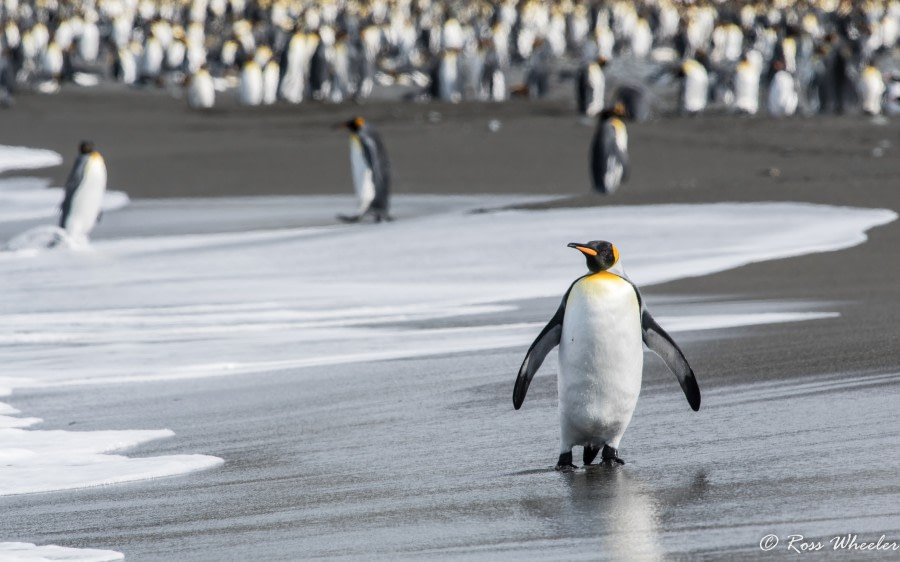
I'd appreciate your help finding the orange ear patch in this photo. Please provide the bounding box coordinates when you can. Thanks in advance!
[354,116,365,128]
[612,245,619,263]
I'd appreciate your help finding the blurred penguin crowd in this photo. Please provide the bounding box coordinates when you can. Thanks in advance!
[0,0,898,116]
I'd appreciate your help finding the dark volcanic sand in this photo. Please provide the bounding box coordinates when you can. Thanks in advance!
[1,88,900,559]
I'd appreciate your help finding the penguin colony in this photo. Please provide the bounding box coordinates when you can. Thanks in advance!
[0,0,897,115]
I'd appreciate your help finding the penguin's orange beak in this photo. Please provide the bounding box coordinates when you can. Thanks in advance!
[567,243,597,256]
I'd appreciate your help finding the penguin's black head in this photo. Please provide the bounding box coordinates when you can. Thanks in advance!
[78,140,95,154]
[568,240,619,273]
[343,116,365,132]
[599,102,626,121]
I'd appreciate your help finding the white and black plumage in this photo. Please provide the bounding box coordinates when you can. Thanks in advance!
[733,56,761,115]
[679,58,709,114]
[187,65,215,108]
[768,66,798,117]
[859,65,885,116]
[590,105,629,195]
[338,117,392,223]
[576,57,606,117]
[238,60,263,105]
[59,140,108,239]
[513,240,701,470]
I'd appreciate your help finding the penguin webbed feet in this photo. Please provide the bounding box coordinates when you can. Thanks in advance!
[583,445,601,465]
[555,451,578,473]
[336,211,394,224]
[600,445,625,466]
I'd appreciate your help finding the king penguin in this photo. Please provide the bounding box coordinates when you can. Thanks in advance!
[576,56,607,117]
[590,104,629,194]
[59,140,108,239]
[513,240,701,471]
[337,117,392,223]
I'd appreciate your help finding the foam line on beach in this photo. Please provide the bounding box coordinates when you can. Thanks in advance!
[0,542,124,561]
[0,199,892,499]
[0,145,63,174]
[0,177,129,225]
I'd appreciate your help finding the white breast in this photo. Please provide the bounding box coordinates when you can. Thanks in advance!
[349,136,375,213]
[734,63,760,114]
[438,53,460,102]
[558,272,643,446]
[861,67,885,115]
[262,61,280,105]
[768,70,797,116]
[64,154,108,238]
[682,62,708,113]
[188,71,215,108]
[586,63,605,116]
[239,63,263,105]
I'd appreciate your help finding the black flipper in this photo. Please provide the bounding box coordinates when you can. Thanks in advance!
[612,271,701,411]
[358,128,391,217]
[513,276,585,410]
[59,153,88,228]
[642,308,701,411]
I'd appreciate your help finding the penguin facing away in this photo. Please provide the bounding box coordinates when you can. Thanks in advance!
[590,103,629,194]
[513,241,701,471]
[337,117,392,223]
[59,140,108,239]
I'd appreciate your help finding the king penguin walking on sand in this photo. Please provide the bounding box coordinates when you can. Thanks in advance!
[59,140,107,239]
[337,117,392,223]
[590,104,629,194]
[513,240,701,471]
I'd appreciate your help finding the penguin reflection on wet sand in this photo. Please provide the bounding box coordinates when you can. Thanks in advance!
[590,104,629,195]
[337,117,392,223]
[513,241,701,471]
[59,140,107,239]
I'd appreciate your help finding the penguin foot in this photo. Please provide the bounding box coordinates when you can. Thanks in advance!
[601,445,625,466]
[555,452,577,472]
[583,445,601,465]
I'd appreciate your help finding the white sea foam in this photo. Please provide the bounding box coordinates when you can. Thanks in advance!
[0,188,894,500]
[0,424,223,496]
[0,542,123,561]
[0,177,129,226]
[0,145,63,174]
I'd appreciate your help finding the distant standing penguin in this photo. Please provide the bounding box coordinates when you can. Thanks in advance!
[577,57,607,117]
[59,141,108,239]
[768,62,798,117]
[262,59,280,105]
[859,65,885,116]
[337,117,392,223]
[733,54,761,115]
[679,58,709,114]
[239,60,263,105]
[513,240,701,470]
[590,104,629,194]
[187,65,215,108]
